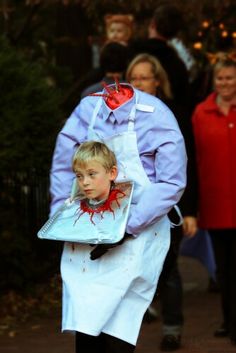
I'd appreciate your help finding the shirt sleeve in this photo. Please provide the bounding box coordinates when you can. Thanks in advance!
[49,106,83,216]
[126,105,187,235]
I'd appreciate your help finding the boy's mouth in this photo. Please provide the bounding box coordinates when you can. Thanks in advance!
[84,189,93,194]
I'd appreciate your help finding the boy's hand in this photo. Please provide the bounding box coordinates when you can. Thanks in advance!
[90,233,132,260]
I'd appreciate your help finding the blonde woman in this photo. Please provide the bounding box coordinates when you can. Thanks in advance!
[192,52,236,346]
[126,53,172,100]
[126,53,198,351]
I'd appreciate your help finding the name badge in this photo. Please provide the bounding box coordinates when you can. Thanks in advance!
[136,104,155,113]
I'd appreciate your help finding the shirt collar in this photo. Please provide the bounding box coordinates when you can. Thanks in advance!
[99,88,136,124]
[203,92,217,109]
[202,92,236,117]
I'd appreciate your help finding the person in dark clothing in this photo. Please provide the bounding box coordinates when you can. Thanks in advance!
[129,4,190,109]
[128,5,198,350]
[81,42,129,99]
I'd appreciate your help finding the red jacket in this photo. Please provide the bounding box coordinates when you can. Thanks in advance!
[192,92,236,229]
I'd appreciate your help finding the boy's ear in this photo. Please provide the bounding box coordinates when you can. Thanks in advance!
[110,166,118,180]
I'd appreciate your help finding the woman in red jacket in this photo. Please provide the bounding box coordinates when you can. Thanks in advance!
[192,52,236,346]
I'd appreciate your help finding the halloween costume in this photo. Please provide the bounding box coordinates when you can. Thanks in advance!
[50,83,187,349]
[76,187,126,225]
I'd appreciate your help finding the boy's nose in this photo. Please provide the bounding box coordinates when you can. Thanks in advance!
[82,176,90,185]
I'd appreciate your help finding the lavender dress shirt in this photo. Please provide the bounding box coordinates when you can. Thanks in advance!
[50,88,187,235]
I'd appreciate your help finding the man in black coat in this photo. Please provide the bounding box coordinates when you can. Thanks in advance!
[81,42,129,99]
[130,4,190,108]
[130,4,198,351]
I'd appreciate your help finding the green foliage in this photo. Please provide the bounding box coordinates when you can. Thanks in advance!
[0,36,65,292]
[0,36,63,173]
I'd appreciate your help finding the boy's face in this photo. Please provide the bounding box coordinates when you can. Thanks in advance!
[75,160,117,201]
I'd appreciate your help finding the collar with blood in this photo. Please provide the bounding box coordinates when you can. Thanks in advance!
[75,188,126,225]
[89,79,134,110]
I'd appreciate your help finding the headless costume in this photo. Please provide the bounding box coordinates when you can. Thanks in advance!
[51,82,187,345]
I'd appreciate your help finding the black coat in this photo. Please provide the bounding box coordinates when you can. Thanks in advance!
[129,38,197,217]
[129,38,190,106]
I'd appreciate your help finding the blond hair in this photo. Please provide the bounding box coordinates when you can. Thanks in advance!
[126,53,172,99]
[212,51,236,74]
[73,141,117,172]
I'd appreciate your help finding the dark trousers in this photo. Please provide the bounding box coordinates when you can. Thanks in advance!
[158,226,184,331]
[209,229,236,339]
[75,331,135,353]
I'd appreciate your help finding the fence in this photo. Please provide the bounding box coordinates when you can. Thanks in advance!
[1,171,50,235]
[0,171,62,290]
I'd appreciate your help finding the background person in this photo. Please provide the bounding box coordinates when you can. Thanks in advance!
[129,3,190,110]
[192,51,236,347]
[126,53,172,99]
[104,14,134,45]
[126,53,198,351]
[81,41,129,99]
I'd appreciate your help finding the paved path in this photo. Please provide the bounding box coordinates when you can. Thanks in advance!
[0,257,235,353]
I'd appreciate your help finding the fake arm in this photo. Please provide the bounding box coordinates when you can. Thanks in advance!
[127,109,187,236]
[50,111,81,216]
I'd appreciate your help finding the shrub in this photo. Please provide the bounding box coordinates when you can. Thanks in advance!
[0,36,63,173]
[0,36,64,291]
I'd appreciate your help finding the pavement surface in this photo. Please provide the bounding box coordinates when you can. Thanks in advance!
[0,256,235,353]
